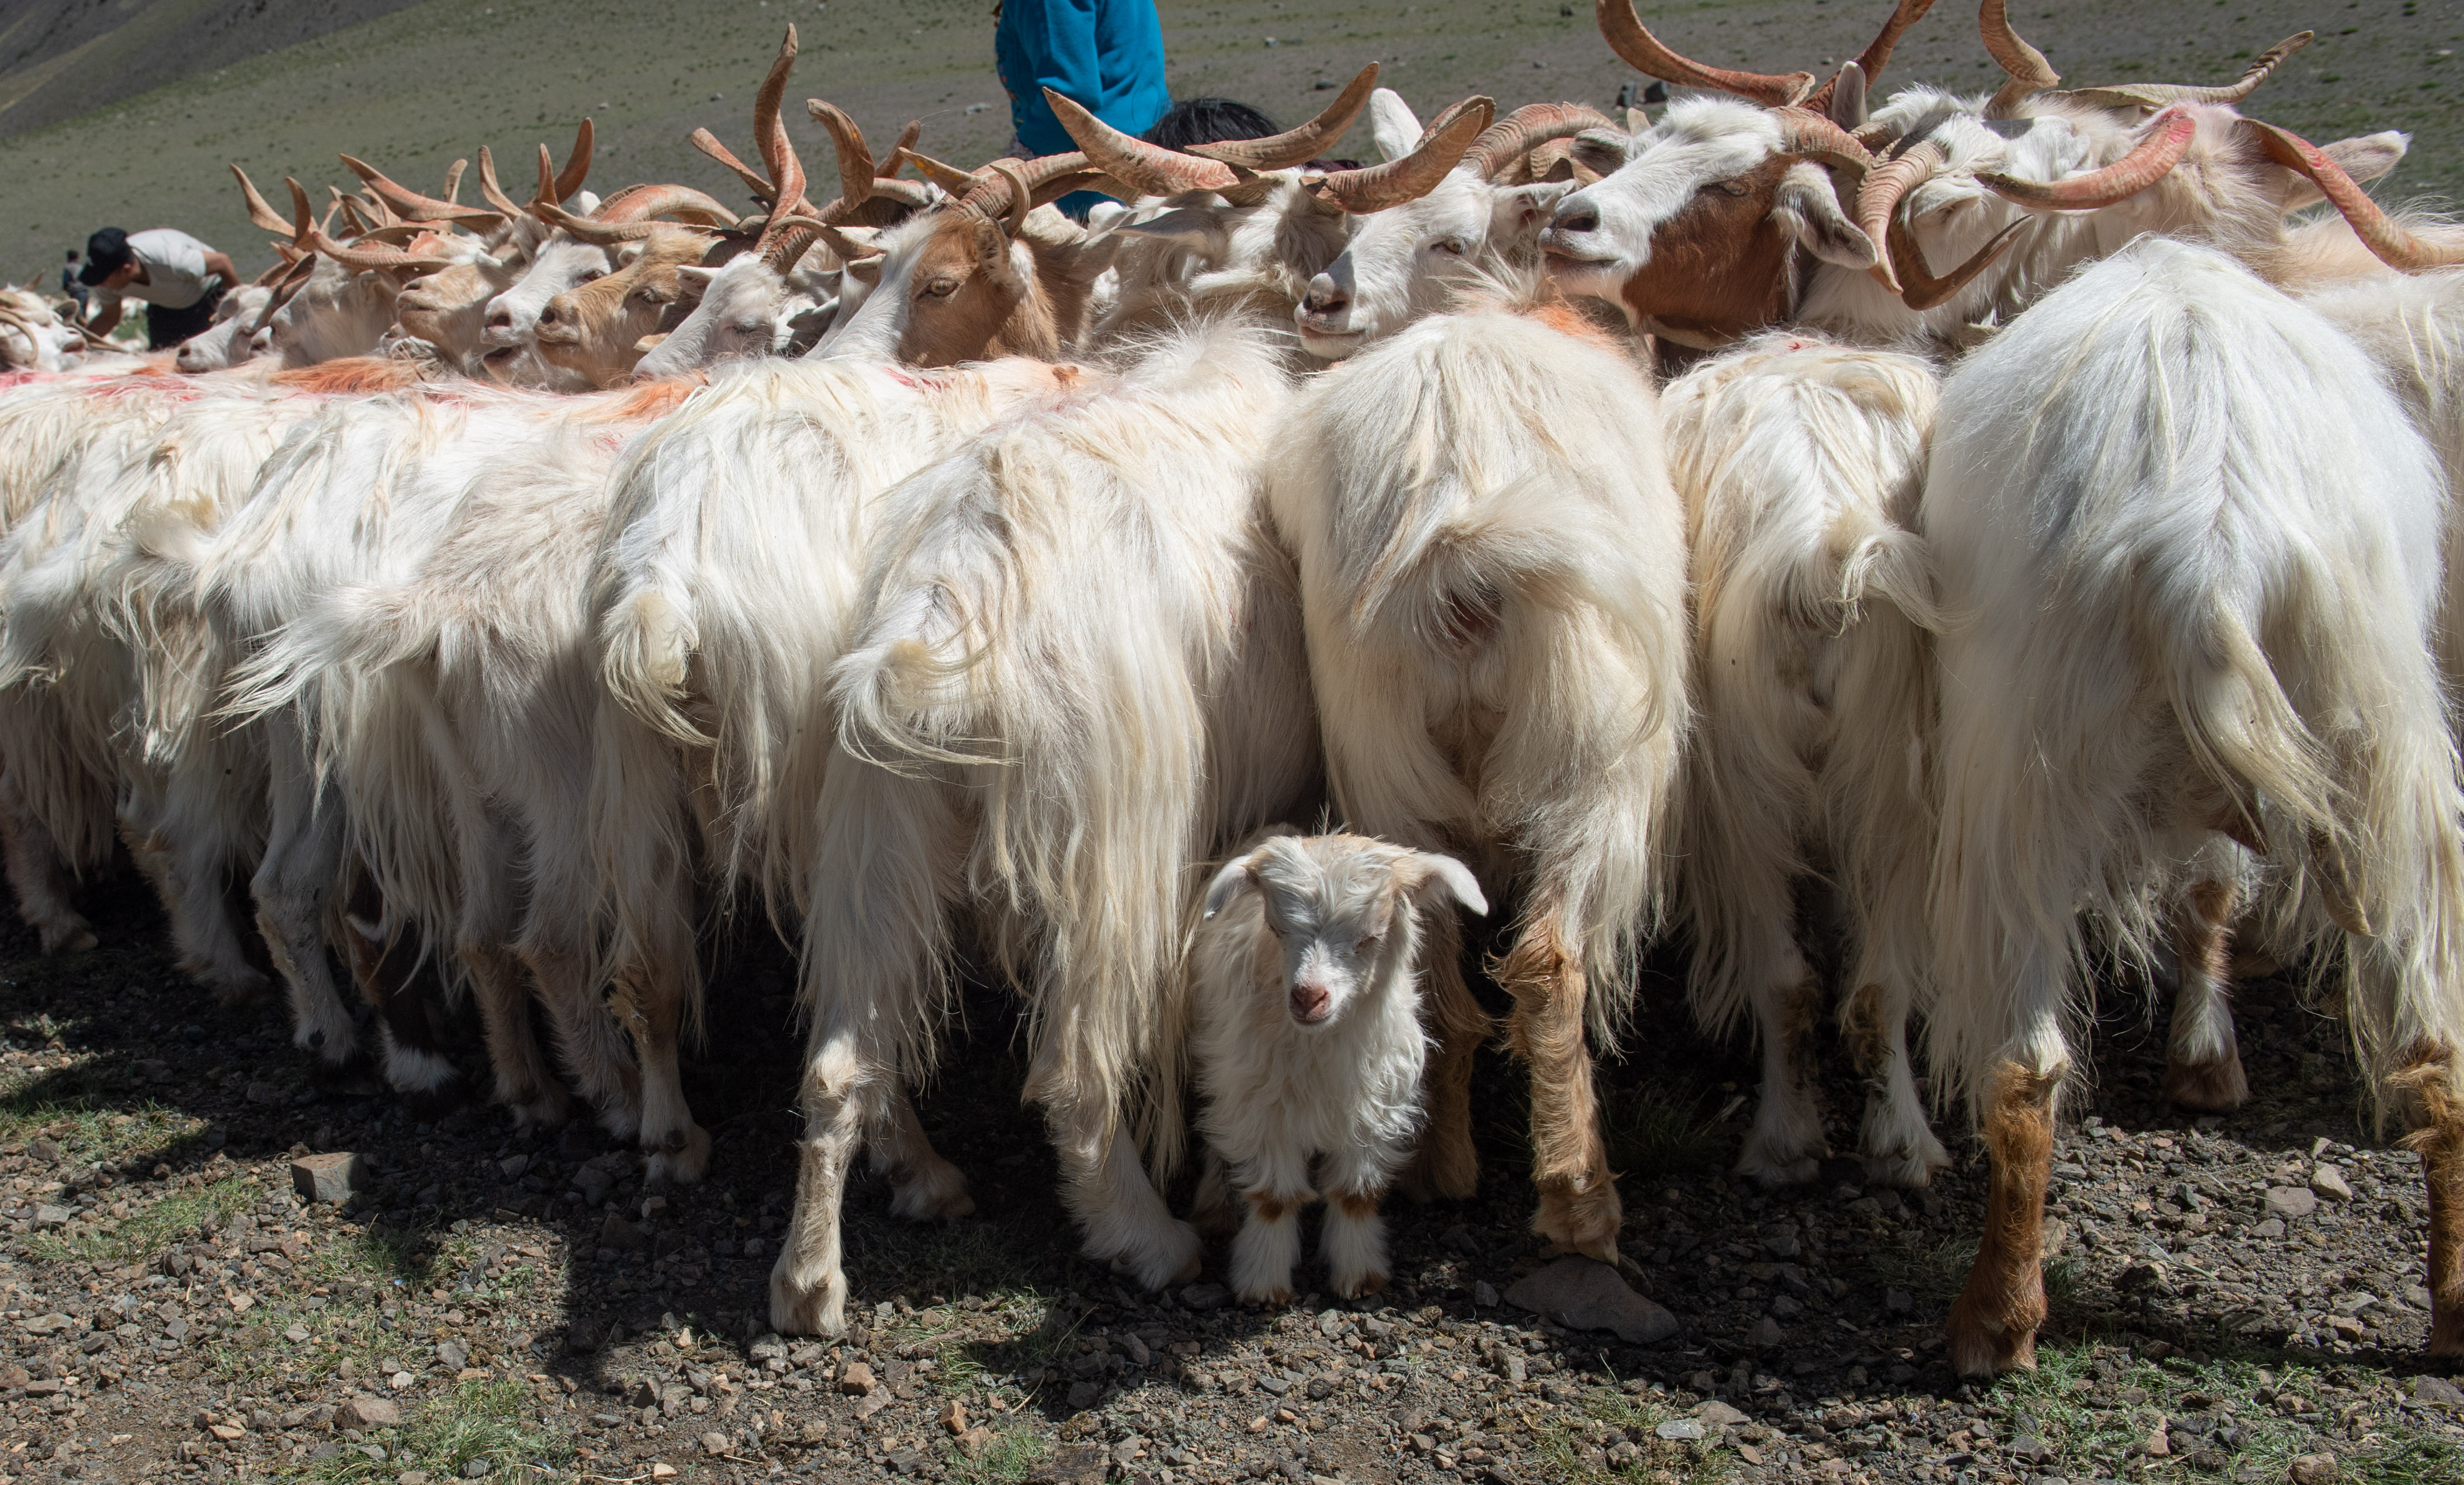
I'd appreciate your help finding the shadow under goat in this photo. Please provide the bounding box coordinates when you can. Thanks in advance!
[1188,831,1486,1304]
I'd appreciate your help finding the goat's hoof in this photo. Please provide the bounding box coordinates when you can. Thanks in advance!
[646,1124,713,1188]
[2430,1311,2464,1357]
[1237,1283,1296,1308]
[1945,1291,2039,1378]
[1533,1181,1623,1263]
[39,921,95,956]
[2163,1053,2249,1113]
[1331,1269,1388,1300]
[507,1088,573,1132]
[769,1260,847,1338]
[887,1159,973,1223]
[1103,1219,1204,1290]
[1859,1132,1952,1190]
[1400,1148,1479,1204]
[1736,1130,1825,1188]
[595,1102,644,1144]
[203,967,273,1008]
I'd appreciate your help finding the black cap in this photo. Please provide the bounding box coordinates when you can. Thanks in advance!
[78,228,130,286]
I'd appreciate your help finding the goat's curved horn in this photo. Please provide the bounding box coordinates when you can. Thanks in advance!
[533,202,678,244]
[598,184,743,227]
[307,224,450,272]
[806,99,879,220]
[230,164,296,236]
[251,254,320,334]
[1773,109,1877,172]
[1887,212,2026,310]
[868,178,938,209]
[476,147,528,218]
[1981,0,2060,118]
[2064,32,2313,110]
[752,27,808,233]
[533,143,562,210]
[815,223,884,263]
[894,147,990,196]
[885,120,923,171]
[1311,95,1494,213]
[1854,140,1945,292]
[1595,0,1816,107]
[284,178,317,248]
[1188,63,1380,169]
[691,129,775,202]
[1044,88,1240,194]
[963,158,1037,236]
[340,154,505,228]
[1465,102,1617,180]
[2238,118,2464,273]
[1979,108,2195,210]
[440,158,466,204]
[553,119,595,203]
[1804,0,1939,114]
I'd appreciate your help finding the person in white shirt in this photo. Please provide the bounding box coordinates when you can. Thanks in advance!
[78,226,240,348]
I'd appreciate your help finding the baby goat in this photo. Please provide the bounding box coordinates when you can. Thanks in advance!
[1190,832,1486,1304]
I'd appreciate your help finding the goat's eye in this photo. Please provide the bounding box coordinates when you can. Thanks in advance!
[732,320,767,336]
[921,278,961,299]
[577,268,607,283]
[1430,237,1468,257]
[1714,178,1750,198]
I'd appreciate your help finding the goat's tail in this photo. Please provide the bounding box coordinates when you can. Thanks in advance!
[596,585,708,748]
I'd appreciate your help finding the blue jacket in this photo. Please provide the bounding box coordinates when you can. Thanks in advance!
[996,0,1171,158]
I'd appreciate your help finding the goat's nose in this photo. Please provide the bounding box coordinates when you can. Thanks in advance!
[1301,274,1347,316]
[1553,205,1599,235]
[1289,983,1331,1024]
[485,308,515,329]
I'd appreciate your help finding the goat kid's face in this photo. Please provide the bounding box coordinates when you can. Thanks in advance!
[480,238,614,372]
[1297,169,1567,359]
[629,254,828,378]
[1543,100,1876,343]
[396,251,525,366]
[823,206,1112,367]
[539,231,719,387]
[1204,837,1486,1030]
[174,286,275,373]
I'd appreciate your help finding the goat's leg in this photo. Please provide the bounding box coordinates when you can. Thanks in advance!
[135,781,268,1006]
[2393,1041,2464,1355]
[871,1085,972,1222]
[607,899,707,1186]
[1738,941,1827,1187]
[1495,910,1620,1261]
[341,872,467,1118]
[1227,1143,1311,1306]
[0,766,91,954]
[770,1024,895,1338]
[1844,958,1950,1188]
[525,932,644,1142]
[252,742,361,1073]
[1189,1147,1239,1238]
[1034,1061,1203,1292]
[2163,877,2249,1112]
[1398,909,1486,1204]
[1945,1058,2059,1377]
[462,940,570,1131]
[1317,1146,1393,1300]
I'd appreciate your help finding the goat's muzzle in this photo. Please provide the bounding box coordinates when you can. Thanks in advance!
[1290,982,1332,1026]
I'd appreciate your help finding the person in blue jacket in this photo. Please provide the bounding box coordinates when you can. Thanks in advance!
[996,0,1172,216]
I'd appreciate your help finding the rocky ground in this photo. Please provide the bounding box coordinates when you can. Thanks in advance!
[0,869,2462,1485]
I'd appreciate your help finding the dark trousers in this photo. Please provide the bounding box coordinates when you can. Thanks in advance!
[144,282,226,349]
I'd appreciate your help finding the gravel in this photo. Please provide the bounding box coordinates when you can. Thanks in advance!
[0,868,2459,1484]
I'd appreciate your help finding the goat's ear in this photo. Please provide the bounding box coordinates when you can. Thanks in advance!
[1370,87,1423,164]
[615,241,648,268]
[1493,181,1572,238]
[1202,853,1262,922]
[1568,128,1630,183]
[675,265,719,295]
[969,213,1014,276]
[1771,161,1879,271]
[1108,206,1224,243]
[2279,130,2407,213]
[1826,61,1869,131]
[1410,853,1487,918]
[842,254,884,287]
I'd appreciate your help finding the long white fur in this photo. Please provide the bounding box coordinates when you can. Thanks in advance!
[1923,238,2464,1113]
[1191,830,1484,1303]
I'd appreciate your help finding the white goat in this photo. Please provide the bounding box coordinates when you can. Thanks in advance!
[1190,830,1485,1304]
[1921,238,2464,1374]
[772,321,1315,1334]
[1266,303,1689,1260]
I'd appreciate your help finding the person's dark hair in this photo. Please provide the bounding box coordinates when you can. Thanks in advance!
[63,250,77,263]
[1143,98,1280,151]
[78,228,131,287]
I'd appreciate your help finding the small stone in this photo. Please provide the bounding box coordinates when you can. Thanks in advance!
[338,1397,401,1429]
[1655,1420,1706,1441]
[698,1432,730,1457]
[1760,1223,1801,1259]
[1748,1316,1786,1348]
[1179,1282,1228,1311]
[957,1425,993,1453]
[1473,1280,1500,1308]
[19,1312,70,1332]
[1503,1258,1679,1344]
[461,1462,490,1480]
[2265,1186,2318,1221]
[837,1362,876,1396]
[2251,1217,2286,1239]
[399,1473,431,1485]
[1884,1287,1914,1313]
[2009,1432,2054,1464]
[1696,1401,1749,1427]
[941,1399,968,1435]
[648,1467,677,1481]
[292,1153,364,1205]
[599,1214,648,1252]
[245,1081,285,1106]
[1316,1309,1346,1338]
[2411,1375,2464,1408]
[1736,1444,1764,1466]
[2309,1165,2354,1203]
[852,1392,890,1420]
[2142,1426,2170,1458]
[1065,1380,1102,1410]
[436,1341,467,1371]
[30,1206,69,1230]
[2289,1453,2338,1484]
[497,1155,529,1179]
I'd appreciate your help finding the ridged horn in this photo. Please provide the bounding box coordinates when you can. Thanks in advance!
[806,99,878,220]
[1465,102,1616,180]
[751,28,813,262]
[1886,212,2026,310]
[1981,0,2060,119]
[1773,109,1877,172]
[553,119,594,203]
[893,148,988,196]
[885,121,923,170]
[440,158,466,204]
[1188,64,1380,170]
[599,184,741,226]
[230,164,295,236]
[476,147,527,218]
[1978,108,2195,210]
[1044,88,1240,195]
[2064,32,2313,110]
[1804,0,1939,114]
[2238,118,2464,274]
[1311,96,1495,213]
[307,224,450,272]
[339,154,505,228]
[1596,0,1816,107]
[691,129,775,201]
[1855,140,1946,292]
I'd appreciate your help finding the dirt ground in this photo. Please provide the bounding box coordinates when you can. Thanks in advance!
[0,0,2455,285]
[1,849,2463,1485]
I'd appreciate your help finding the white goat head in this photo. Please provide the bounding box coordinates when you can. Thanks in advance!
[1203,834,1485,1029]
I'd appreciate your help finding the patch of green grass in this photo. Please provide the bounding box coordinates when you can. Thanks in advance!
[941,1425,1047,1485]
[0,1097,204,1168]
[26,1172,252,1265]
[1861,1234,2081,1318]
[1533,1387,1734,1484]
[1602,1086,1727,1179]
[1986,1344,2464,1484]
[304,1379,570,1485]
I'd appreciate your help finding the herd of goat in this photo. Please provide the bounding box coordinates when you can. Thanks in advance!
[0,0,2456,1377]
